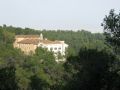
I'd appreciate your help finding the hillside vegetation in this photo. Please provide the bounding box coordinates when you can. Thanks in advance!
[0,9,120,90]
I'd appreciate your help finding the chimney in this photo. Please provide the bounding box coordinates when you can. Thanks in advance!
[40,33,43,40]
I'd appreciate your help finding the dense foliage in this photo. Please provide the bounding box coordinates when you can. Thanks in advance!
[0,25,107,55]
[64,48,120,90]
[102,9,120,55]
[102,9,120,47]
[0,9,120,90]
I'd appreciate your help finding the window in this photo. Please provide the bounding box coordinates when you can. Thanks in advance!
[50,47,53,51]
[58,47,61,50]
[54,47,57,50]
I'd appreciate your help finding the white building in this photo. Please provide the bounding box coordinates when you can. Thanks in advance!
[14,33,68,62]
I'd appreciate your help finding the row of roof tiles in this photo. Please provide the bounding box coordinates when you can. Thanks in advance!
[18,39,62,45]
[16,35,64,45]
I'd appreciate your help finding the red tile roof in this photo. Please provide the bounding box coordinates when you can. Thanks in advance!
[18,39,61,45]
[18,39,40,45]
[16,35,62,45]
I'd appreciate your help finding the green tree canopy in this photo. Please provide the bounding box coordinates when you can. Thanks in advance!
[102,9,120,49]
[64,48,119,90]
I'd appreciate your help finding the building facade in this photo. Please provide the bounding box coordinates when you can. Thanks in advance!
[13,34,68,61]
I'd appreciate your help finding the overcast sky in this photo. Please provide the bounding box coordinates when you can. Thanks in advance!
[0,0,120,33]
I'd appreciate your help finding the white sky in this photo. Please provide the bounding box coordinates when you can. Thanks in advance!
[0,0,120,33]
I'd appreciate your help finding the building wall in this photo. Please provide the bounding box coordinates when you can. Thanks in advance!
[39,43,68,56]
[13,36,68,57]
[14,43,37,54]
[14,37,38,54]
